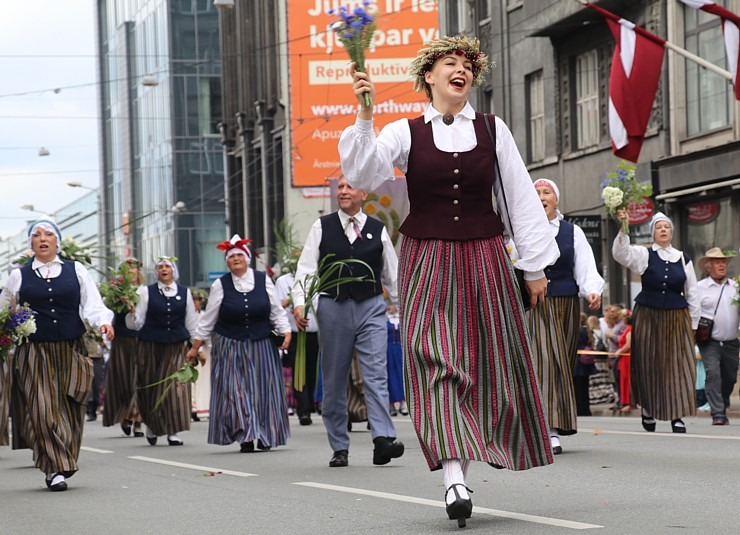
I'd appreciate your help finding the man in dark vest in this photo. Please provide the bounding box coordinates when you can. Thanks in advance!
[293,176,403,468]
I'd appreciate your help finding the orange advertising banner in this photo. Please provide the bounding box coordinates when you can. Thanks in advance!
[287,0,439,187]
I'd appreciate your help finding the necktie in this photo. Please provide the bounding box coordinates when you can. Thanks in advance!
[349,217,363,241]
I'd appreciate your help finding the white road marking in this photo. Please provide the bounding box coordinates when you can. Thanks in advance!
[294,482,602,530]
[81,446,114,454]
[580,427,740,440]
[129,456,257,477]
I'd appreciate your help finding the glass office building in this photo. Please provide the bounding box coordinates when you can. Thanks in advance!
[96,0,225,286]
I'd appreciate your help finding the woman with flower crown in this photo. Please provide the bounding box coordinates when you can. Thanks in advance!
[0,218,114,492]
[613,210,699,433]
[186,235,292,453]
[128,256,197,446]
[339,36,559,527]
[103,257,146,438]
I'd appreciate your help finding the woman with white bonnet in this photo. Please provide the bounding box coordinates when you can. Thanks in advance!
[129,256,197,445]
[613,210,699,432]
[186,235,292,453]
[530,178,604,454]
[0,218,114,491]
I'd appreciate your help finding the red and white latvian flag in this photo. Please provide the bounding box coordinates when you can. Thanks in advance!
[679,0,740,100]
[587,3,666,162]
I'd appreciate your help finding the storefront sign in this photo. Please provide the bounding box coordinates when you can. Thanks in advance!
[627,197,654,225]
[287,0,439,187]
[565,215,602,272]
[687,201,720,224]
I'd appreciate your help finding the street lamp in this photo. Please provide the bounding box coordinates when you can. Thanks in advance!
[67,181,102,272]
[20,204,53,217]
[38,147,50,157]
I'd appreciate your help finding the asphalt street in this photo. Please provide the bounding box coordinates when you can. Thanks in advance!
[1,411,739,534]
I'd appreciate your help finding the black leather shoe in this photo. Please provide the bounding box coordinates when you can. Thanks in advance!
[48,473,68,492]
[240,441,255,453]
[121,421,132,436]
[372,437,404,465]
[329,450,349,467]
[445,483,473,528]
[133,423,144,438]
[191,411,200,422]
[299,415,312,426]
[145,428,157,446]
[671,419,687,433]
[641,415,656,432]
[256,439,271,451]
[167,435,184,446]
[86,413,97,422]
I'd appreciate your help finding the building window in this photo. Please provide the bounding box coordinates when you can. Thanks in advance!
[685,4,733,135]
[575,49,599,149]
[476,0,489,21]
[526,70,545,162]
[447,0,467,34]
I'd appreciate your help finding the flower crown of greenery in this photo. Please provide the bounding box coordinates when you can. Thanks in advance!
[410,36,491,96]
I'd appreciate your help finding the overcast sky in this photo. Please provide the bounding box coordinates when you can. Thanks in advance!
[0,1,99,240]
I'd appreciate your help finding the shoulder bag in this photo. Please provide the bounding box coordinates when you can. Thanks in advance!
[483,114,530,310]
[695,283,725,344]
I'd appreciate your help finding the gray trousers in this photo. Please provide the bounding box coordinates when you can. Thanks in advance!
[316,294,396,452]
[699,339,740,417]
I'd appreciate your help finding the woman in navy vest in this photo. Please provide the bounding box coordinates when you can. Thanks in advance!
[613,211,700,433]
[103,257,145,438]
[0,219,114,492]
[339,36,560,527]
[186,235,292,453]
[529,179,604,454]
[129,257,197,446]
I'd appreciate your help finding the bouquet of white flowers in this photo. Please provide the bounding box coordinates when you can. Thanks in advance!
[601,161,653,234]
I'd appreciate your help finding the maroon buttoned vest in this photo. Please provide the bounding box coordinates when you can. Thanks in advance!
[399,112,505,241]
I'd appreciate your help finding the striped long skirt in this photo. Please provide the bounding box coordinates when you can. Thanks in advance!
[103,336,141,427]
[526,295,580,435]
[0,355,11,446]
[136,341,190,437]
[399,235,553,471]
[11,339,92,476]
[632,305,696,420]
[207,333,289,448]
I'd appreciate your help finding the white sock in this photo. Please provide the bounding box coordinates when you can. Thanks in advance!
[442,459,469,504]
[168,433,181,441]
[672,420,685,428]
[146,426,156,438]
[51,473,65,486]
[642,409,655,423]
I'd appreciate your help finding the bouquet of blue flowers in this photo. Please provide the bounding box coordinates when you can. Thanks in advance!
[0,303,37,363]
[328,1,378,107]
[601,161,653,234]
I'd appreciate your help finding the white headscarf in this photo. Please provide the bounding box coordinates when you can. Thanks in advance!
[649,212,674,236]
[533,178,560,202]
[156,256,179,282]
[27,218,62,253]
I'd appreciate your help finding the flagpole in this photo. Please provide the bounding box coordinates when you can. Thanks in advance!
[574,0,733,81]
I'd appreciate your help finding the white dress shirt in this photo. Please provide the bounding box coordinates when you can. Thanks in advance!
[697,277,739,341]
[549,211,605,297]
[338,102,559,279]
[128,281,199,336]
[612,232,700,328]
[0,256,114,329]
[274,272,319,333]
[292,209,399,308]
[193,269,290,342]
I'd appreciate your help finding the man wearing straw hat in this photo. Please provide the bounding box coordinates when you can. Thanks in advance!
[696,247,739,426]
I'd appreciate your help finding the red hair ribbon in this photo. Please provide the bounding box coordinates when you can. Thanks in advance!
[216,238,252,252]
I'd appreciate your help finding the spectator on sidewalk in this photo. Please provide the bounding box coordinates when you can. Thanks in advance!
[696,248,739,426]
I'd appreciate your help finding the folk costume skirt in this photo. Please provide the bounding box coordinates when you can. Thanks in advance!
[0,355,11,446]
[103,335,141,427]
[526,295,579,435]
[207,333,289,448]
[399,235,553,471]
[632,304,696,420]
[136,341,191,437]
[11,339,91,476]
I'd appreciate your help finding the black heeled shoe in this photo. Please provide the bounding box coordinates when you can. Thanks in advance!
[641,415,656,432]
[671,419,686,433]
[445,483,473,528]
